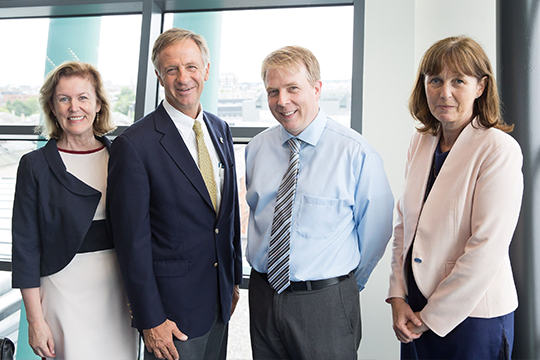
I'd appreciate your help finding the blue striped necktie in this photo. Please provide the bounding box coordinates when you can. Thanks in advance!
[267,137,301,294]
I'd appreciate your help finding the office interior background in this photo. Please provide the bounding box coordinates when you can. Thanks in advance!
[1,0,538,359]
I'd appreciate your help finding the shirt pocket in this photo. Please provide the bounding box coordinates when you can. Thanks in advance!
[294,194,342,241]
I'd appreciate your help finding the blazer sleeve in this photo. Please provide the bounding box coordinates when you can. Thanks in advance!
[387,197,406,299]
[12,154,42,289]
[387,134,416,300]
[107,135,167,330]
[420,138,523,337]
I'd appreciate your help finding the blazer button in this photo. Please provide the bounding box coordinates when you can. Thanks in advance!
[414,258,422,263]
[213,262,218,268]
[215,228,219,234]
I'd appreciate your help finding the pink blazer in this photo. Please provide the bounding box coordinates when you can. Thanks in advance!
[388,119,523,337]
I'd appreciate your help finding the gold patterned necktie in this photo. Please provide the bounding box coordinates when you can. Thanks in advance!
[193,120,218,212]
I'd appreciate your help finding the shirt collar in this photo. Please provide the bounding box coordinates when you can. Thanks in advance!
[279,107,327,147]
[163,99,204,134]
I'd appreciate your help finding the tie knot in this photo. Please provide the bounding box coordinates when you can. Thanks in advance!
[193,120,203,136]
[288,138,301,154]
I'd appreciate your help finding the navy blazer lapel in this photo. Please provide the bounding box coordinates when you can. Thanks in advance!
[43,137,106,196]
[203,112,226,165]
[154,104,215,211]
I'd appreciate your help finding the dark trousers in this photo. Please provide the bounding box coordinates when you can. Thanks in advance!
[249,269,361,360]
[401,313,514,360]
[144,304,228,360]
[402,257,514,360]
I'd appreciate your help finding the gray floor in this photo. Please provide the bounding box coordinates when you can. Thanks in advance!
[227,288,252,360]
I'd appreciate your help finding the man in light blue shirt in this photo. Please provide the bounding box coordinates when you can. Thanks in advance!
[245,45,394,360]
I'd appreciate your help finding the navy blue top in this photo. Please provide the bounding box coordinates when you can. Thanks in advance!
[423,142,450,202]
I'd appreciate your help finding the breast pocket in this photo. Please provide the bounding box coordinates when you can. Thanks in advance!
[294,194,343,241]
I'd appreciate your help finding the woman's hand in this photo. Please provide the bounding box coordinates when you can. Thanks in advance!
[388,297,424,343]
[21,288,55,358]
[406,311,430,335]
[28,319,55,358]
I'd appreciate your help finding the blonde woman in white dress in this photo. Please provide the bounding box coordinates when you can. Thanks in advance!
[11,61,138,359]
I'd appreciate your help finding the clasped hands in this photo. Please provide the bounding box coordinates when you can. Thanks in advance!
[388,297,429,343]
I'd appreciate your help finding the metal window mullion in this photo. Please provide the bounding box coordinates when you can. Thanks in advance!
[134,0,163,121]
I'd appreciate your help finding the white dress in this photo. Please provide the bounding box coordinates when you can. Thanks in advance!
[40,147,138,360]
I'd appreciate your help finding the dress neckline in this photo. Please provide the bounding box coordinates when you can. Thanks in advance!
[57,145,106,155]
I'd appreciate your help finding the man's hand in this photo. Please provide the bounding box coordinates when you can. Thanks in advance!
[388,297,424,343]
[143,319,187,360]
[231,285,240,316]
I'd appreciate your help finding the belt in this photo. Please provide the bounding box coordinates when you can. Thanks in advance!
[257,270,352,292]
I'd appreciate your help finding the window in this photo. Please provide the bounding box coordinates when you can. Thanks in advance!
[0,19,48,126]
[162,6,354,128]
[0,15,142,127]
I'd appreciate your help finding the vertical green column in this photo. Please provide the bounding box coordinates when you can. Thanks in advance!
[44,17,101,74]
[17,17,101,360]
[173,12,222,115]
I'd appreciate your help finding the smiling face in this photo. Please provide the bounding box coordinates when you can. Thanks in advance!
[424,65,486,133]
[51,75,101,142]
[155,39,209,119]
[265,64,321,136]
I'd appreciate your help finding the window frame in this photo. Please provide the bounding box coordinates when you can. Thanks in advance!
[0,0,365,271]
[0,0,364,140]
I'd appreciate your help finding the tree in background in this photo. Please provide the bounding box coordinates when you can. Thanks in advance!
[114,86,135,116]
[5,97,39,117]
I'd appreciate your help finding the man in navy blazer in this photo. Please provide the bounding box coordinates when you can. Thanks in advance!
[107,28,242,360]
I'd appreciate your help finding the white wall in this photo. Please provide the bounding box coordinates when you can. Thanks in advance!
[358,1,496,359]
[415,0,497,69]
[359,0,415,358]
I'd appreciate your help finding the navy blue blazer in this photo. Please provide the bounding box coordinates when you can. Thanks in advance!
[107,103,242,337]
[12,136,111,289]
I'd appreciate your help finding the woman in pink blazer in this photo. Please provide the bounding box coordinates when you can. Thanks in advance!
[387,36,523,360]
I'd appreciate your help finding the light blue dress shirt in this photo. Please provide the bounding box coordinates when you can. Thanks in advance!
[245,109,394,290]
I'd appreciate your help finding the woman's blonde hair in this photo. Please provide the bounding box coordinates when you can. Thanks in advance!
[38,61,115,139]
